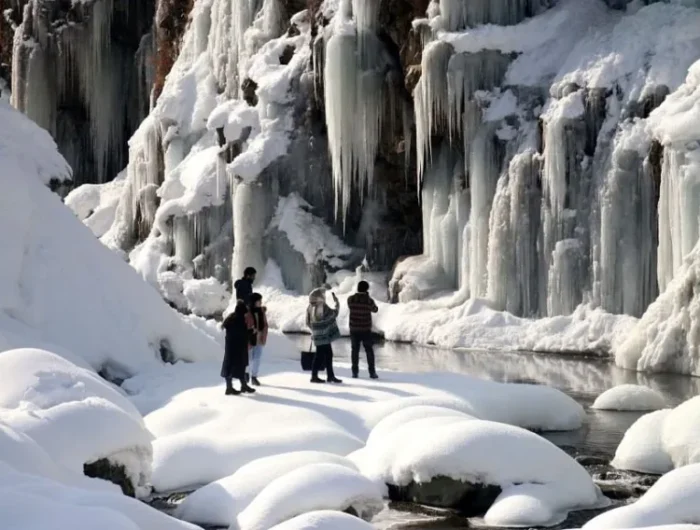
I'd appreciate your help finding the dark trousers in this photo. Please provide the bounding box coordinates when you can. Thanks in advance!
[351,331,376,376]
[312,344,335,380]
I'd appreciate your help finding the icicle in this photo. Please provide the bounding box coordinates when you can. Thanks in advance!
[436,0,551,31]
[323,0,387,227]
[414,40,453,186]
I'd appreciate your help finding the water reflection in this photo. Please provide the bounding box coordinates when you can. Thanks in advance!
[285,335,700,457]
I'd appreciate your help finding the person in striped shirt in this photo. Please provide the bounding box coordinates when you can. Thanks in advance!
[347,281,379,379]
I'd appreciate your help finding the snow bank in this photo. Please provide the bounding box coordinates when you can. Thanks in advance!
[0,348,153,494]
[236,463,384,530]
[176,451,359,526]
[0,102,223,375]
[262,279,636,357]
[583,464,700,529]
[591,384,667,411]
[359,418,604,527]
[0,462,200,530]
[613,395,700,474]
[268,510,375,530]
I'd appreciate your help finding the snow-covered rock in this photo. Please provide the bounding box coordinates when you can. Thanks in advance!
[591,384,667,411]
[176,451,359,526]
[359,418,606,527]
[236,463,384,530]
[0,461,200,530]
[613,396,700,474]
[0,348,153,495]
[583,464,700,529]
[65,174,126,238]
[267,510,375,530]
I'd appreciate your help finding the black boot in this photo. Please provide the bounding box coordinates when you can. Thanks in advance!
[310,374,326,383]
[225,378,240,395]
[328,377,343,384]
[242,384,256,394]
[251,377,261,386]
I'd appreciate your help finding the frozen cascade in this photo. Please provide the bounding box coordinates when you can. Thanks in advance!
[323,0,400,225]
[657,148,700,292]
[11,0,153,185]
[487,150,542,317]
[548,239,584,317]
[598,121,658,317]
[469,123,503,298]
[415,40,453,184]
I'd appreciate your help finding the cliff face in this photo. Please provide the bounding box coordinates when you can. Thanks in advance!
[7,0,700,327]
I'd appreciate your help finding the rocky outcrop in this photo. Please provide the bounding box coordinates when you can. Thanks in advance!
[84,458,136,497]
[387,476,502,515]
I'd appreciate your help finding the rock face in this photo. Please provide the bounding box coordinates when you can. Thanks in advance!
[388,477,502,516]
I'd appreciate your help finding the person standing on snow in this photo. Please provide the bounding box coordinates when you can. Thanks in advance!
[248,292,268,386]
[306,288,342,384]
[221,300,256,395]
[234,267,256,307]
[347,280,379,379]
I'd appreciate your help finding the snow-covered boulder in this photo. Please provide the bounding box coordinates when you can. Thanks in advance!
[360,418,605,527]
[267,510,376,530]
[236,463,384,530]
[583,464,700,529]
[65,174,126,238]
[0,348,153,495]
[176,451,359,526]
[591,385,667,411]
[0,461,200,530]
[613,396,700,474]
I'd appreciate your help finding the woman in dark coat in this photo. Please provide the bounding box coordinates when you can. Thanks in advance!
[221,300,256,395]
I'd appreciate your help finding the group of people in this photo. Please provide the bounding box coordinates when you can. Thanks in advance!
[220,266,380,395]
[220,267,268,395]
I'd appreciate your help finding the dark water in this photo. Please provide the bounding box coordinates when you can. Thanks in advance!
[283,336,700,529]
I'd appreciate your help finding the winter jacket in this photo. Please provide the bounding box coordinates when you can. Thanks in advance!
[234,278,253,306]
[221,309,254,379]
[306,289,340,346]
[347,292,378,333]
[250,307,269,346]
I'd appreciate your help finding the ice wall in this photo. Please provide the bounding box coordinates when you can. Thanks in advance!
[9,0,154,185]
[391,0,700,319]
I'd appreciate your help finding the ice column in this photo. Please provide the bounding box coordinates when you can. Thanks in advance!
[657,148,700,291]
[231,181,268,280]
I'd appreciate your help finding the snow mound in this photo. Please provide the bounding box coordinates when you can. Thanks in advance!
[0,348,153,494]
[267,510,375,530]
[0,461,200,530]
[236,463,384,530]
[591,385,667,411]
[583,464,700,529]
[65,173,126,238]
[612,409,673,475]
[0,101,222,376]
[361,418,604,527]
[365,405,476,447]
[613,396,700,474]
[176,451,359,526]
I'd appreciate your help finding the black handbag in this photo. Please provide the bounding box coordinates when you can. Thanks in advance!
[301,340,325,371]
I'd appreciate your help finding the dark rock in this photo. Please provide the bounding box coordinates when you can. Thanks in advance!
[279,44,295,65]
[241,77,259,106]
[388,476,502,516]
[575,455,609,467]
[84,458,136,497]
